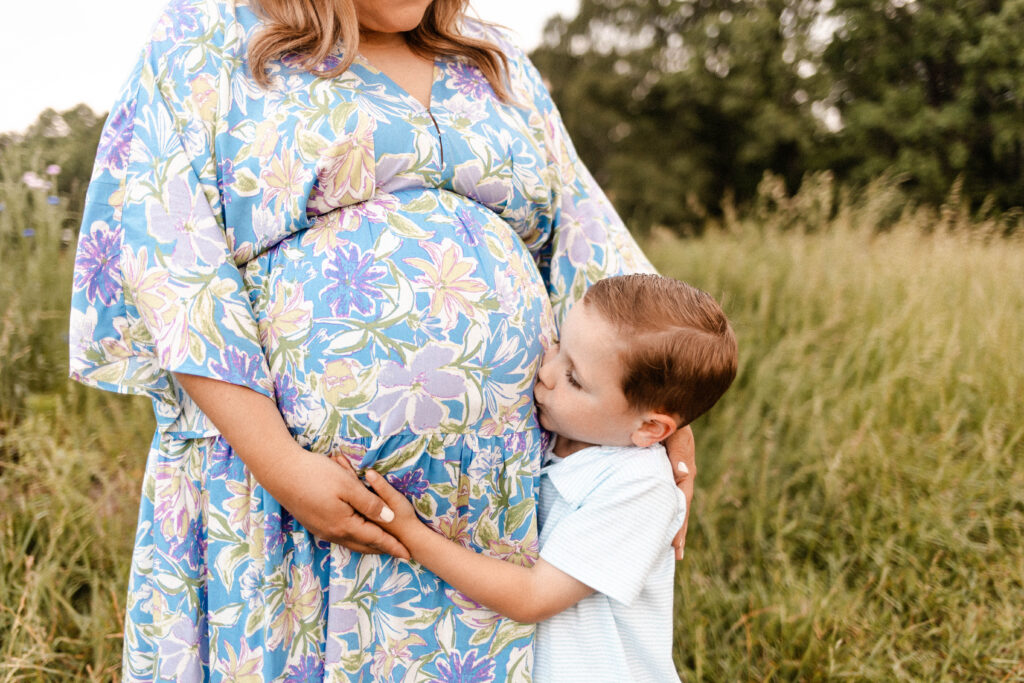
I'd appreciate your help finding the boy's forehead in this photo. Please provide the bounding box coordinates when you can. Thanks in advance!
[563,303,628,379]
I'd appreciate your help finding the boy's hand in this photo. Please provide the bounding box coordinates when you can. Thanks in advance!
[665,425,696,560]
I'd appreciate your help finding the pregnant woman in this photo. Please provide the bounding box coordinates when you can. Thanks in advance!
[69,0,695,679]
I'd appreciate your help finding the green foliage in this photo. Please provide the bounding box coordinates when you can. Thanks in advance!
[823,0,1024,209]
[0,105,106,219]
[0,147,78,420]
[531,0,1024,233]
[532,0,827,234]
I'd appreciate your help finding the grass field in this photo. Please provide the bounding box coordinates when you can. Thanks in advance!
[1,162,1022,680]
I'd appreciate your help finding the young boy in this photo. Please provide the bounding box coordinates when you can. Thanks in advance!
[365,273,738,682]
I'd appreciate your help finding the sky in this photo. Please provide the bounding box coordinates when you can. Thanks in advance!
[0,0,580,134]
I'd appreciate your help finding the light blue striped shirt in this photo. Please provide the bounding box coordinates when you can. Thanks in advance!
[534,443,686,682]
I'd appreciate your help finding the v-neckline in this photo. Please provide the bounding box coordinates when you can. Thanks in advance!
[355,52,442,113]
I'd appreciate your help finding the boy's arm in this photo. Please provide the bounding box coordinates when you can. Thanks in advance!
[365,469,594,623]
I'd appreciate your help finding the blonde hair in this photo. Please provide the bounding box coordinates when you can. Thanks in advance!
[584,274,738,426]
[249,0,510,100]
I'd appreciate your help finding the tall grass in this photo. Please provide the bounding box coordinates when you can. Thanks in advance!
[1,157,1022,679]
[1,146,155,681]
[656,177,1024,680]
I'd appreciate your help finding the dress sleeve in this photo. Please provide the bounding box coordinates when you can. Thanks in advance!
[69,20,274,437]
[517,54,657,324]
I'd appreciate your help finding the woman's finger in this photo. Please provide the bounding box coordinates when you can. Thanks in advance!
[664,425,696,560]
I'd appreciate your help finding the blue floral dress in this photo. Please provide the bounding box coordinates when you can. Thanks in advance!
[69,1,653,680]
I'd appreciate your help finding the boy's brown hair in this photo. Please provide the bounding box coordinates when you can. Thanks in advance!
[584,274,738,426]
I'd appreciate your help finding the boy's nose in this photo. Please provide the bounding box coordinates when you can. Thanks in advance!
[537,346,557,388]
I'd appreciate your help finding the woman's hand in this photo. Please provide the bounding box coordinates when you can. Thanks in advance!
[665,425,696,560]
[271,450,410,558]
[173,372,408,557]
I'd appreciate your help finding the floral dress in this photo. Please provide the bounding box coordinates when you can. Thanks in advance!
[69,0,652,680]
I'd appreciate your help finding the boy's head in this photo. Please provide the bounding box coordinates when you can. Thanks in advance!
[534,274,737,451]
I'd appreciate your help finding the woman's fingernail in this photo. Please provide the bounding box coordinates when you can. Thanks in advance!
[677,461,690,475]
[380,506,395,523]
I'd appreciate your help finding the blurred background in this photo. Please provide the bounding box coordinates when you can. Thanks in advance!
[1,0,1022,679]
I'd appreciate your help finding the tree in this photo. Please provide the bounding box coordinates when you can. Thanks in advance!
[809,0,1023,209]
[531,0,827,233]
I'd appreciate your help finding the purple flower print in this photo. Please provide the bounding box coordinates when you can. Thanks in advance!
[210,347,265,389]
[328,603,359,634]
[388,469,429,498]
[455,207,483,247]
[322,243,388,317]
[434,650,496,683]
[445,61,493,100]
[207,440,237,481]
[165,0,203,40]
[179,516,206,571]
[274,372,309,422]
[369,345,466,435]
[158,618,206,683]
[217,157,236,205]
[284,654,325,682]
[562,194,607,267]
[148,177,226,268]
[264,510,288,556]
[96,99,136,173]
[73,220,122,305]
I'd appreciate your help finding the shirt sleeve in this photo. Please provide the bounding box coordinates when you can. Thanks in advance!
[517,53,657,325]
[68,7,274,437]
[538,458,683,606]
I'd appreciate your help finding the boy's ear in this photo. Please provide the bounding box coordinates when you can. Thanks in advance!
[630,413,678,448]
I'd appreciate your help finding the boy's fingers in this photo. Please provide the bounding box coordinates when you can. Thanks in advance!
[364,470,404,509]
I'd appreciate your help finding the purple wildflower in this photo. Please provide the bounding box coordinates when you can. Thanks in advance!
[445,61,493,100]
[22,171,50,190]
[22,228,35,238]
[322,243,388,317]
[73,221,122,305]
[434,651,496,683]
[96,99,136,173]
[388,469,429,498]
[47,195,59,205]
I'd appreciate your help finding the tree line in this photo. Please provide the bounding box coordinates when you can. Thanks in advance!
[4,1,1021,235]
[530,0,1024,232]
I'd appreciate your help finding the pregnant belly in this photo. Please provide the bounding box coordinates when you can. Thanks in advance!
[244,189,555,448]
